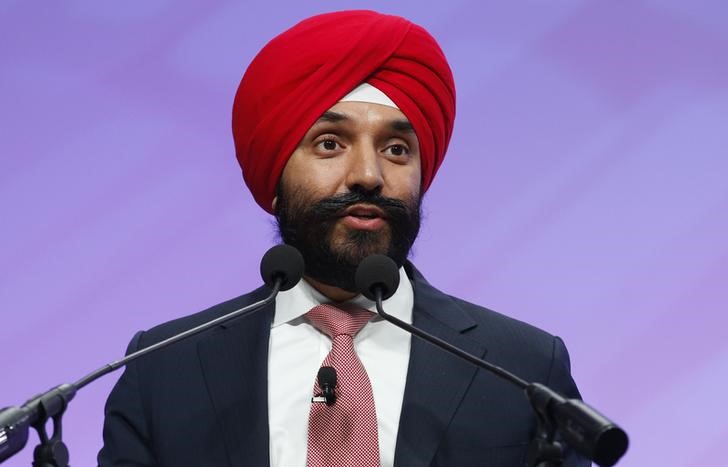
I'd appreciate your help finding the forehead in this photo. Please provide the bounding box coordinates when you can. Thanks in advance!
[312,101,414,131]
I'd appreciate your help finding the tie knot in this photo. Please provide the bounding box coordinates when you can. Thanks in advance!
[305,304,375,339]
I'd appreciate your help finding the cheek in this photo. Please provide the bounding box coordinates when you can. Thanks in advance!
[408,166,422,198]
[405,153,422,191]
[281,151,349,197]
[384,160,421,201]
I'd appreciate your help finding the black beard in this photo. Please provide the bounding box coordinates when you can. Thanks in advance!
[275,186,421,293]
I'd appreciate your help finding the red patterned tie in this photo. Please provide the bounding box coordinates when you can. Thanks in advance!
[305,304,380,467]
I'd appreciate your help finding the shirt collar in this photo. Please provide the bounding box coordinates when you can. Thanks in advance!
[273,267,414,327]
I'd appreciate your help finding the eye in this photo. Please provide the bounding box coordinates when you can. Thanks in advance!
[383,144,409,156]
[315,138,342,152]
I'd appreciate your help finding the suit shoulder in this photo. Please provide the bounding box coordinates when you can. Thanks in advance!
[407,263,563,368]
[407,262,552,332]
[449,293,557,342]
[442,291,574,387]
[135,285,269,347]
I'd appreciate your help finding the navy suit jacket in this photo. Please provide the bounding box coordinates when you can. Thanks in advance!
[99,264,589,466]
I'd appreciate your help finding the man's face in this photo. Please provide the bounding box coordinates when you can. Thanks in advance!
[274,101,422,292]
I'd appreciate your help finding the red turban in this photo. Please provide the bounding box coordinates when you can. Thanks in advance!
[232,10,456,213]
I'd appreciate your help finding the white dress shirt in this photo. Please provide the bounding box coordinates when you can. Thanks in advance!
[268,268,413,467]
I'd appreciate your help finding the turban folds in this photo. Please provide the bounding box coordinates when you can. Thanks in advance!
[232,10,456,213]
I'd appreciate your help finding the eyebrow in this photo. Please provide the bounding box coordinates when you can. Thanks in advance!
[316,111,349,123]
[390,119,415,133]
[314,111,415,133]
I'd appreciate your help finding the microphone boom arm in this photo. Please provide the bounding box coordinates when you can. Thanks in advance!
[1,279,283,466]
[371,287,627,467]
[372,289,529,390]
[75,280,281,390]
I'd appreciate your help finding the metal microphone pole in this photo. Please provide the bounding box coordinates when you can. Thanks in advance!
[354,254,627,466]
[371,288,564,467]
[0,281,281,467]
[1,242,304,465]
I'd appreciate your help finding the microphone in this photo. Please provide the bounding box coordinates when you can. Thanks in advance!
[354,254,628,467]
[316,366,337,406]
[0,244,304,465]
[355,254,400,300]
[261,243,305,291]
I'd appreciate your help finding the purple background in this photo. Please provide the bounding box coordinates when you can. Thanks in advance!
[2,1,727,465]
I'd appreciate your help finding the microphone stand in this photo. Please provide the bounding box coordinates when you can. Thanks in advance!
[0,280,281,467]
[371,288,624,467]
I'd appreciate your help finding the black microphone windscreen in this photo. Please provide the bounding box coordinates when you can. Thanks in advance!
[317,366,337,387]
[355,254,400,301]
[554,399,629,466]
[260,244,304,291]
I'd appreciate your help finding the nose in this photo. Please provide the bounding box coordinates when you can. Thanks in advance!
[345,144,383,195]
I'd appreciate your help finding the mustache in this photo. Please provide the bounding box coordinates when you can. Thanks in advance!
[308,191,410,220]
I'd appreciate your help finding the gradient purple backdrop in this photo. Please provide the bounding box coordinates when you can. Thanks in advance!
[2,1,727,466]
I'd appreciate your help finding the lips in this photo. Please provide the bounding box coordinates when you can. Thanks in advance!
[342,204,386,219]
[339,204,387,230]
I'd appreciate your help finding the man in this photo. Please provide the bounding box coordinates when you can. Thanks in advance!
[99,10,588,467]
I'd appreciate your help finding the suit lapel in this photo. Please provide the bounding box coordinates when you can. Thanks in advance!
[197,288,274,467]
[193,267,484,467]
[394,265,487,467]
